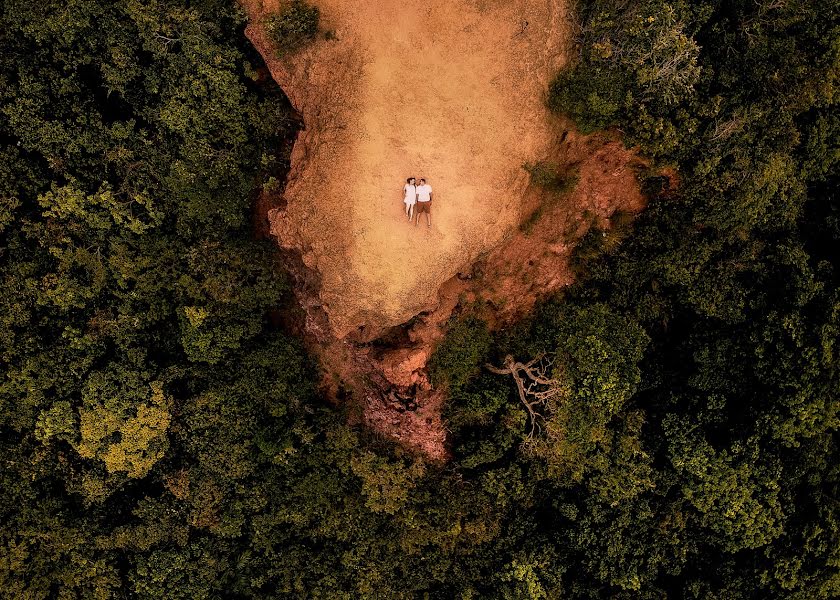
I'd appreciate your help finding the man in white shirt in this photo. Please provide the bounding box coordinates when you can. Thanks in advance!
[414,178,433,228]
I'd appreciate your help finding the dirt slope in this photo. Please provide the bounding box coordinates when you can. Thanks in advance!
[243,0,570,340]
[242,0,654,459]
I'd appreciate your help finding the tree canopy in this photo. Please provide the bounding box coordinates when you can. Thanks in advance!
[0,0,837,597]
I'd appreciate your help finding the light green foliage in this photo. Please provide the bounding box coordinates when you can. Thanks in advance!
[549,1,699,135]
[666,419,785,552]
[75,377,172,480]
[39,184,163,235]
[35,400,77,444]
[498,557,552,599]
[619,6,700,106]
[515,303,649,480]
[585,410,655,507]
[350,452,426,514]
[556,304,649,416]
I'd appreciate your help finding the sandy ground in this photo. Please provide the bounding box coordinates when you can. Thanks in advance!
[243,0,569,340]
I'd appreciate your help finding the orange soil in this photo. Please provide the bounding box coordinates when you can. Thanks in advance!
[241,0,650,460]
[373,131,647,402]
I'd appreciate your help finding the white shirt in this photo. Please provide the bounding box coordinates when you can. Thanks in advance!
[403,184,416,203]
[417,184,432,202]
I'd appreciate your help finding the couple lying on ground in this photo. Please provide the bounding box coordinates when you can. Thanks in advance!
[403,177,433,227]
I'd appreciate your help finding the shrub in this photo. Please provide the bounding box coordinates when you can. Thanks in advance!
[523,161,577,194]
[548,66,627,133]
[520,162,579,232]
[266,0,320,56]
[428,315,492,392]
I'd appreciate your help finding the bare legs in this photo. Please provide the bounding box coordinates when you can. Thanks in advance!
[405,202,414,221]
[413,204,432,227]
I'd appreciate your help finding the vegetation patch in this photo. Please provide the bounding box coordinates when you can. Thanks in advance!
[266,0,320,56]
[428,314,492,393]
[520,161,579,233]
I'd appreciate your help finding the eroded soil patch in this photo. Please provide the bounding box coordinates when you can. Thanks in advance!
[242,0,651,459]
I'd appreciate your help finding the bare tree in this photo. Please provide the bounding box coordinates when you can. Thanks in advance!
[486,354,566,438]
[711,114,746,142]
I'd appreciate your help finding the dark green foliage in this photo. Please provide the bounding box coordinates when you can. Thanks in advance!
[524,161,579,194]
[428,314,492,392]
[525,0,839,595]
[549,66,628,132]
[0,0,312,594]
[266,0,320,56]
[1,0,838,597]
[521,161,580,232]
[549,1,702,139]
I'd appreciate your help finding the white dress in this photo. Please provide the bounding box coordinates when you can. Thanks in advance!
[403,184,417,205]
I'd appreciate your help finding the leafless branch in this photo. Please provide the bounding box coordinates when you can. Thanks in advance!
[486,354,565,439]
[711,116,744,142]
[153,33,181,46]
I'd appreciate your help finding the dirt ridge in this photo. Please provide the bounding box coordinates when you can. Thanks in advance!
[242,0,649,459]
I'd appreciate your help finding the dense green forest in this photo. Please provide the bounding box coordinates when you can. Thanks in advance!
[1,0,837,597]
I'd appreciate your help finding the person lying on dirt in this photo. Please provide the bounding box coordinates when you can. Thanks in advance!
[403,177,417,220]
[415,178,433,228]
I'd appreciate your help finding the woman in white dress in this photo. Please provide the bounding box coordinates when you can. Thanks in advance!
[403,177,417,221]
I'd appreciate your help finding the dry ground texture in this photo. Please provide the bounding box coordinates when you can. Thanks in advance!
[242,0,650,458]
[244,0,570,340]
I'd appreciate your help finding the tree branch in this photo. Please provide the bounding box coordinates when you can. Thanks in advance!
[485,354,564,438]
